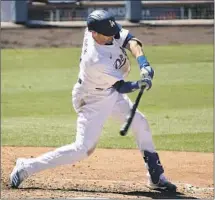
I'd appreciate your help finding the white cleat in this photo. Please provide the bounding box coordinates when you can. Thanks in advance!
[10,158,29,188]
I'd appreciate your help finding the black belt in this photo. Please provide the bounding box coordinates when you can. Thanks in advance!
[78,78,104,91]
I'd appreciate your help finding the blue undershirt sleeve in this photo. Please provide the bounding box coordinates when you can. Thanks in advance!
[112,80,139,94]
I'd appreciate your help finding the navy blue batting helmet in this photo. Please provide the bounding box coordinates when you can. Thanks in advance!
[87,10,121,36]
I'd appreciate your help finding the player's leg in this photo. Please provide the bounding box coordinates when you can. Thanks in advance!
[110,94,176,192]
[111,94,155,152]
[10,89,119,188]
[10,112,102,188]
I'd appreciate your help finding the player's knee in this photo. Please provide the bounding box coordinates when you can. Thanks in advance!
[132,112,150,130]
[74,142,96,157]
[135,111,147,122]
[72,142,88,155]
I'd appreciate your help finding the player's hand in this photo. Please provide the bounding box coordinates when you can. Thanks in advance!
[140,65,154,80]
[137,77,152,90]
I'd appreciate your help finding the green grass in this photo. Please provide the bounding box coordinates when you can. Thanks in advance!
[1,45,214,152]
[98,132,213,152]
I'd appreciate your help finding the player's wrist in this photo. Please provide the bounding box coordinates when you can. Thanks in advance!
[137,55,150,69]
[137,55,154,79]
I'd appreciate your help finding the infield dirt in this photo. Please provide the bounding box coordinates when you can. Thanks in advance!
[1,147,214,199]
[1,25,214,199]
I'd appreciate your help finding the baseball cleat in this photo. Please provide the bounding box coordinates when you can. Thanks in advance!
[147,177,177,192]
[10,158,29,188]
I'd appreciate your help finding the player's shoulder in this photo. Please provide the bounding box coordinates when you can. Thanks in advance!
[117,28,129,39]
[120,27,129,34]
[113,27,130,48]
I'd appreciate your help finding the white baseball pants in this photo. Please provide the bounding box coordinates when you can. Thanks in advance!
[23,85,155,176]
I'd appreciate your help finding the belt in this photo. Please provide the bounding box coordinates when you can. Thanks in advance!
[78,78,105,91]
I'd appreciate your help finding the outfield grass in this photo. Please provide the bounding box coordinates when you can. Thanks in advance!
[2,45,213,152]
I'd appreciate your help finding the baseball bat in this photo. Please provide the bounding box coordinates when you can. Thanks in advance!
[119,85,146,136]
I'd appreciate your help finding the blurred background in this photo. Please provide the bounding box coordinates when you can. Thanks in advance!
[1,0,214,23]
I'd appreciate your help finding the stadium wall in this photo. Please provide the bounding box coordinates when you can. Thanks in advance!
[1,0,28,23]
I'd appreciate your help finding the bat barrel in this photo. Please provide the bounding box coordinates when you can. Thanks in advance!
[119,116,133,136]
[119,86,146,136]
[119,129,126,136]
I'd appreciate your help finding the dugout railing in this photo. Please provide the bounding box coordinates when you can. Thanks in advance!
[28,0,214,22]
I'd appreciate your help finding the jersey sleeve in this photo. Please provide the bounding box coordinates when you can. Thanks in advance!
[116,28,135,48]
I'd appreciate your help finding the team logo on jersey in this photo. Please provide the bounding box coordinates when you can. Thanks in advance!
[109,20,115,27]
[114,54,126,70]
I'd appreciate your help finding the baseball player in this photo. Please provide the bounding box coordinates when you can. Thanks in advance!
[10,10,177,192]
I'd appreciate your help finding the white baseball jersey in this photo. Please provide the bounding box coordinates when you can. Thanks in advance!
[78,28,131,91]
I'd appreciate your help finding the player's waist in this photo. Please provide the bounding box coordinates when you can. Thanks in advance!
[78,78,110,91]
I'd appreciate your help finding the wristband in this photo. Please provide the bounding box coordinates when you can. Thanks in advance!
[137,55,149,69]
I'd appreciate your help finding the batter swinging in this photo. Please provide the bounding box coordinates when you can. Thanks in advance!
[10,10,177,192]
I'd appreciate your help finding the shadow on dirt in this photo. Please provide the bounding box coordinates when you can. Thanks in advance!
[120,190,197,199]
[22,186,198,199]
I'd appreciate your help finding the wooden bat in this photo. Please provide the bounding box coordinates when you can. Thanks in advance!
[120,86,146,136]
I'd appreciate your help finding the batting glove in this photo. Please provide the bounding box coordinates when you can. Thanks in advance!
[137,55,154,79]
[140,66,154,80]
[137,77,152,91]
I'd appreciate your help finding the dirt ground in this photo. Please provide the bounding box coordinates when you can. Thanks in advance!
[1,26,214,199]
[1,147,214,199]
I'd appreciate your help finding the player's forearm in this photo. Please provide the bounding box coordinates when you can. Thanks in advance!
[128,40,151,71]
[128,40,144,58]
